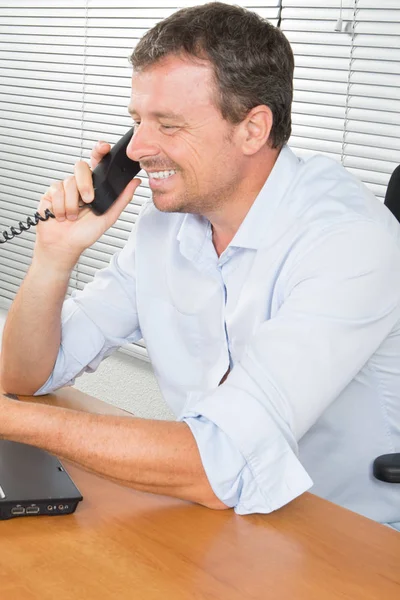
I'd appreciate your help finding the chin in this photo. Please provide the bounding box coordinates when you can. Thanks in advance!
[152,192,188,214]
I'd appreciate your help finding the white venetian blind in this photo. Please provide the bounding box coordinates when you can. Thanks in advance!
[281,0,354,162]
[0,1,89,306]
[341,0,400,200]
[281,0,400,200]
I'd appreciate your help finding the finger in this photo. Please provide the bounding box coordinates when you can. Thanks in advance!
[74,160,94,204]
[63,176,80,221]
[47,181,67,221]
[90,141,111,170]
[37,193,53,218]
[102,178,142,228]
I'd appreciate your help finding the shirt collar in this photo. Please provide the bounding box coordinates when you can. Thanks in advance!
[229,145,301,250]
[176,213,213,264]
[177,145,301,259]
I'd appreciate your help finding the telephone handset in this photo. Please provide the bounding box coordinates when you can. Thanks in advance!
[89,127,140,215]
[0,128,140,243]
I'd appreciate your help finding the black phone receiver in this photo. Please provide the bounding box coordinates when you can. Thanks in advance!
[88,127,141,215]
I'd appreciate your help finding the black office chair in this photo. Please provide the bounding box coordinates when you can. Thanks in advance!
[372,165,400,484]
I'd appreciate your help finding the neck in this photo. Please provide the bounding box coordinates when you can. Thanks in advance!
[209,147,280,256]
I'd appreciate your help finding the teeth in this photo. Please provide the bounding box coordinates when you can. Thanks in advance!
[149,170,176,180]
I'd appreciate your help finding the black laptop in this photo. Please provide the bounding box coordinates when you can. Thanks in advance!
[0,439,83,520]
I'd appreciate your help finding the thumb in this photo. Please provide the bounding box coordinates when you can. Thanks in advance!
[101,177,142,227]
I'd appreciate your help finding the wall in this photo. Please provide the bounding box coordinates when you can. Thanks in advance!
[74,352,174,420]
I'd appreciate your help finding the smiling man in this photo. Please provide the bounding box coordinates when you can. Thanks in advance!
[1,3,400,528]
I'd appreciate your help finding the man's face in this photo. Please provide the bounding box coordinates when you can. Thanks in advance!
[127,54,244,216]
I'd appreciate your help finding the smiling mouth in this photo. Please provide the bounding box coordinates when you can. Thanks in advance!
[147,169,177,180]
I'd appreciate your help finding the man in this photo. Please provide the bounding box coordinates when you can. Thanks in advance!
[1,3,400,526]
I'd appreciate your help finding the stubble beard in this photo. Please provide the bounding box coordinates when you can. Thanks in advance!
[151,172,241,217]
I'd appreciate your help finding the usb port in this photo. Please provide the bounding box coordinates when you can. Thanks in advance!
[26,506,40,515]
[11,506,25,515]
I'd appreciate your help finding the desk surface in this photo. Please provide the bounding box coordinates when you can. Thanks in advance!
[1,387,400,600]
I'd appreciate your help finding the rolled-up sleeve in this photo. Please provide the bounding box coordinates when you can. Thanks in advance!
[181,364,313,514]
[181,221,400,514]
[35,226,142,395]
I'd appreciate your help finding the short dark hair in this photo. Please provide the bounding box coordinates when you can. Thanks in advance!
[130,2,294,149]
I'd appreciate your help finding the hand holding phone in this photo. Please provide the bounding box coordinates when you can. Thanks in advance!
[1,129,141,253]
[28,129,142,267]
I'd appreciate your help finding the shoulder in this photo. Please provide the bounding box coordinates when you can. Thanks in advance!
[281,219,400,300]
[288,152,382,223]
[281,150,400,256]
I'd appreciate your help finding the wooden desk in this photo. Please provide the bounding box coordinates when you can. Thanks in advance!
[1,387,399,600]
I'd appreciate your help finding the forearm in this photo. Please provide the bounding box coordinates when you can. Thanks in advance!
[1,398,226,510]
[0,257,72,394]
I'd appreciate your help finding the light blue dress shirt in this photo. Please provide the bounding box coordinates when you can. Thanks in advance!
[36,146,400,528]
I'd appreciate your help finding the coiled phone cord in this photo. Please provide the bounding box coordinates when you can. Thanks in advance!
[0,209,55,244]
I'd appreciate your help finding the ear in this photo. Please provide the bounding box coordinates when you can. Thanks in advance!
[239,106,273,155]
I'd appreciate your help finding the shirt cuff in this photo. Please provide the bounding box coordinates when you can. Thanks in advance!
[180,370,313,514]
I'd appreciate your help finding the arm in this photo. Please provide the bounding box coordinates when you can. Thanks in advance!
[0,258,71,394]
[0,143,141,395]
[31,230,144,397]
[0,395,227,510]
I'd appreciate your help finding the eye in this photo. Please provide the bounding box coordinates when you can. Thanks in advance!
[161,124,178,132]
[133,121,141,131]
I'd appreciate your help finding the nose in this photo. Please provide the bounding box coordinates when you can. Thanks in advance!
[126,123,160,163]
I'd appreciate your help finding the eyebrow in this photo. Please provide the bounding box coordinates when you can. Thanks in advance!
[127,106,186,121]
